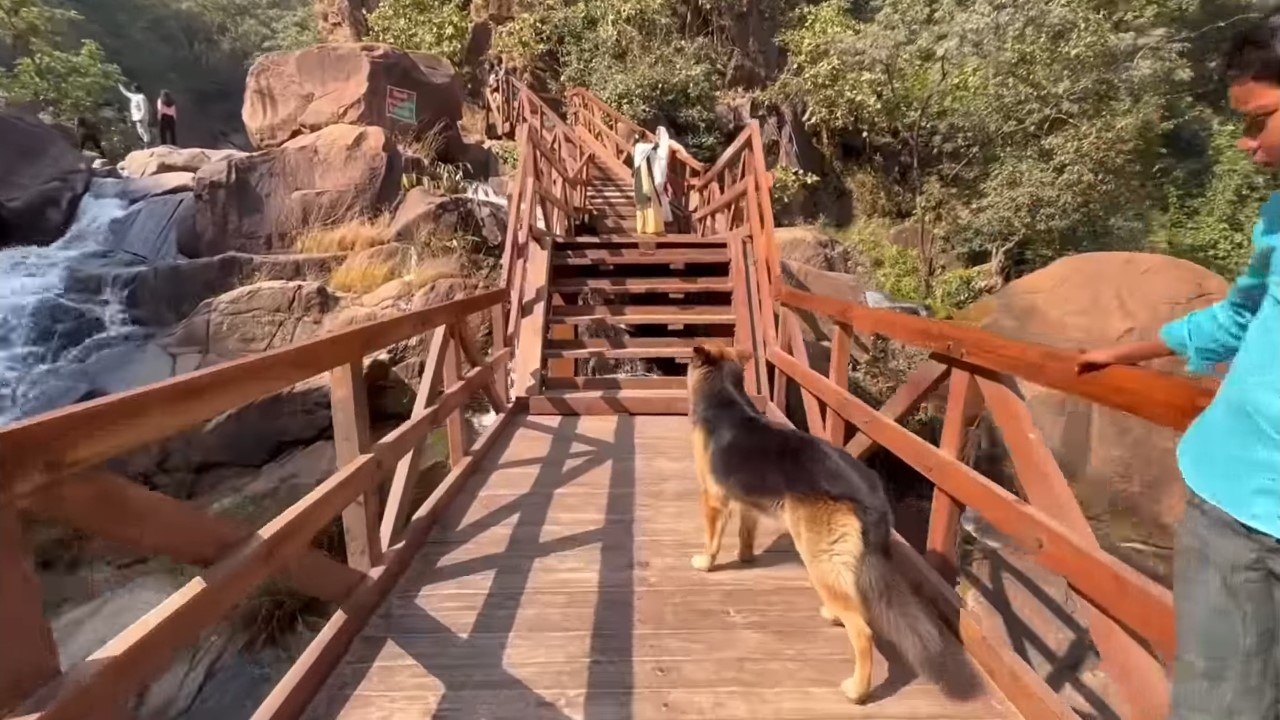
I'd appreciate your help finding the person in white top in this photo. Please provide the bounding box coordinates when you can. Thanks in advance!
[156,90,178,146]
[118,82,150,147]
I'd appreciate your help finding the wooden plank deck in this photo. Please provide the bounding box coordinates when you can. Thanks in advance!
[306,415,1017,719]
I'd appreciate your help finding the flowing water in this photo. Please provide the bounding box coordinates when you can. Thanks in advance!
[0,184,152,424]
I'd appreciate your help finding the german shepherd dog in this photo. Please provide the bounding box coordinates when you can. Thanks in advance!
[687,342,973,703]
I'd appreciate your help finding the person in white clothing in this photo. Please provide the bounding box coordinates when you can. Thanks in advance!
[118,82,151,147]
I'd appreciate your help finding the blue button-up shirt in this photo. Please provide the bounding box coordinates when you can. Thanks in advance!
[1159,191,1280,539]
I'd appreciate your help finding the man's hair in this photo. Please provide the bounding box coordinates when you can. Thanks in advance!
[132,82,142,92]
[1225,13,1280,83]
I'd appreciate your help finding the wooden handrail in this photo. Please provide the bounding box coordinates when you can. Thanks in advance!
[565,87,706,173]
[0,289,506,499]
[779,285,1216,431]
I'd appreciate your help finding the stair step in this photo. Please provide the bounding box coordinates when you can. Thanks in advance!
[556,234,727,246]
[528,389,770,415]
[553,249,729,265]
[549,305,735,325]
[528,389,689,415]
[542,376,687,391]
[553,277,733,294]
[545,338,723,359]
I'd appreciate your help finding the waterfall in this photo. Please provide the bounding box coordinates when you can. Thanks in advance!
[0,184,146,424]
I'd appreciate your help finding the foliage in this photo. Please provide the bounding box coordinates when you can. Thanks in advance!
[0,0,124,123]
[773,0,1190,277]
[59,0,314,145]
[493,0,728,137]
[770,166,818,205]
[1154,114,1269,276]
[368,0,471,65]
[837,219,985,317]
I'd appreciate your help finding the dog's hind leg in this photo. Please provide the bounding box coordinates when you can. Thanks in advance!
[737,504,758,564]
[811,567,876,704]
[691,482,729,572]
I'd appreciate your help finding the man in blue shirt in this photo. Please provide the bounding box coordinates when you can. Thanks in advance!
[1077,16,1280,719]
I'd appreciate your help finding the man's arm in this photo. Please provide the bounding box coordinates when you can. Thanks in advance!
[1158,243,1273,373]
[1078,243,1272,375]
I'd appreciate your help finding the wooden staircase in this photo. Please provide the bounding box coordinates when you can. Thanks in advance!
[536,195,740,411]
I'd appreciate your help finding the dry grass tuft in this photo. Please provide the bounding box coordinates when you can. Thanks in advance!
[294,214,395,254]
[408,255,464,290]
[328,254,404,294]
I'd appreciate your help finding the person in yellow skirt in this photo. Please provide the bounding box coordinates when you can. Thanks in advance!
[634,127,686,235]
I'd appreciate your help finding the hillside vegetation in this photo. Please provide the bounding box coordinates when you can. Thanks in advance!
[3,0,1270,309]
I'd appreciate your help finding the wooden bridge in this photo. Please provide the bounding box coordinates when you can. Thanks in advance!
[0,74,1220,720]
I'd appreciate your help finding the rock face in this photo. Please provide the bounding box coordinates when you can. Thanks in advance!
[191,124,402,257]
[243,44,463,152]
[391,188,506,247]
[119,147,247,178]
[0,112,91,248]
[103,193,194,263]
[959,251,1228,583]
[159,281,342,365]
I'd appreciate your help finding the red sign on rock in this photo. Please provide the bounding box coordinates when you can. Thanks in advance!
[386,86,417,124]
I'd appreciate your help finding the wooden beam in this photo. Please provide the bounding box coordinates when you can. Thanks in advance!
[24,352,509,720]
[769,347,1176,661]
[378,328,448,550]
[249,410,520,720]
[528,392,768,416]
[976,373,1171,717]
[0,501,60,715]
[780,286,1215,431]
[780,308,823,435]
[442,331,467,467]
[826,322,851,445]
[0,289,505,500]
[846,360,951,458]
[20,470,362,604]
[330,361,381,572]
[511,226,551,398]
[888,534,1080,720]
[926,371,980,584]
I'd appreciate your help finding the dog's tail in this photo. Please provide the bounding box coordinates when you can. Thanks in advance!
[856,550,982,699]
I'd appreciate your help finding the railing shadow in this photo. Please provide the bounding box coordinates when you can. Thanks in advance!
[962,550,1121,720]
[308,415,641,719]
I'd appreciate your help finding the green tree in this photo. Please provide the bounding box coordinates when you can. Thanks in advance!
[368,0,470,65]
[772,0,1190,281]
[0,0,124,122]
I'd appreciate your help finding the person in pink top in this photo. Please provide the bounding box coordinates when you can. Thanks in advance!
[157,90,178,146]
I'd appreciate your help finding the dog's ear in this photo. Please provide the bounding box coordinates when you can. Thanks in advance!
[732,347,755,364]
[692,344,713,362]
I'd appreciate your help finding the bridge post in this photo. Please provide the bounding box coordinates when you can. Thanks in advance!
[0,500,60,714]
[330,360,382,571]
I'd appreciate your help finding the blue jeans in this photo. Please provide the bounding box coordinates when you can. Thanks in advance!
[1171,491,1280,719]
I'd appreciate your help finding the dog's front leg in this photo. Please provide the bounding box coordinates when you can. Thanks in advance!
[692,482,729,572]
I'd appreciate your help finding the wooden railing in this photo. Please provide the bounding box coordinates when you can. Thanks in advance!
[685,120,780,399]
[668,100,1221,717]
[765,286,1220,720]
[0,290,513,719]
[493,80,591,399]
[565,87,704,229]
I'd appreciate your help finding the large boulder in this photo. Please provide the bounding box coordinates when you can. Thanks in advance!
[243,44,463,152]
[390,188,506,247]
[0,112,91,248]
[119,147,247,178]
[102,193,194,263]
[190,124,402,257]
[957,251,1228,583]
[158,281,342,366]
